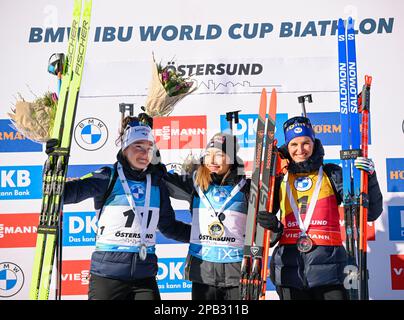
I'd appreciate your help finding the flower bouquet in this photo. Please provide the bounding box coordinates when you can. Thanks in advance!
[144,55,197,117]
[181,152,201,174]
[8,91,58,142]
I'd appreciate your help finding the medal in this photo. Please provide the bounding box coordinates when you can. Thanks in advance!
[139,243,147,260]
[296,235,313,253]
[193,176,246,240]
[208,221,224,239]
[285,167,324,254]
[118,164,153,259]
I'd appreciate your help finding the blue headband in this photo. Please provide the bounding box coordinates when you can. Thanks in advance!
[283,116,315,145]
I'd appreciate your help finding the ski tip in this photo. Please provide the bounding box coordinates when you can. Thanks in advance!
[347,16,355,29]
[365,75,373,86]
[269,89,277,117]
[259,88,267,116]
[84,0,93,13]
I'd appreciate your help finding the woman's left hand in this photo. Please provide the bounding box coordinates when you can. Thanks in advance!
[354,157,375,175]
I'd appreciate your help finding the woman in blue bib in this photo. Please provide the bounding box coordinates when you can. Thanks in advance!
[46,114,190,300]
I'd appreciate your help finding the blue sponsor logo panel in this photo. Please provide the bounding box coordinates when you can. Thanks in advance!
[0,119,42,152]
[63,211,97,246]
[307,112,371,146]
[388,206,404,241]
[157,257,191,293]
[220,113,288,148]
[386,158,404,192]
[308,112,340,146]
[0,166,43,200]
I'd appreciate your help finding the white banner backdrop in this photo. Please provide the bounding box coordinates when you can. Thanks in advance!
[0,0,403,300]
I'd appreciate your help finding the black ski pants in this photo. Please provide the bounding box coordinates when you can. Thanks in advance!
[88,273,161,300]
[276,284,348,300]
[192,282,240,300]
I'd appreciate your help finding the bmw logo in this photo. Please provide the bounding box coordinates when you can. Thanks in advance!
[294,176,312,192]
[165,163,183,175]
[0,262,24,298]
[212,187,229,204]
[74,118,108,151]
[130,183,145,201]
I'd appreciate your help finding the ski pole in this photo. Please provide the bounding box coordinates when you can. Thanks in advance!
[119,103,134,122]
[225,110,241,133]
[297,94,312,117]
[48,53,65,95]
[225,110,241,166]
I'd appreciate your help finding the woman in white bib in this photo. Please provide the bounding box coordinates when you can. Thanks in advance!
[164,132,281,300]
[46,113,190,300]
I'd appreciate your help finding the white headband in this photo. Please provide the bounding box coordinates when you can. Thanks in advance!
[121,125,155,151]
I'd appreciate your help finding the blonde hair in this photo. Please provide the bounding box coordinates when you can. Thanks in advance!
[194,165,212,192]
[194,132,237,191]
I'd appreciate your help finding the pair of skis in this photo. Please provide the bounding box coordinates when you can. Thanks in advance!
[337,17,372,300]
[358,75,372,300]
[240,88,279,300]
[30,0,92,300]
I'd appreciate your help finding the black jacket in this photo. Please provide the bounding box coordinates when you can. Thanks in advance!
[270,139,383,289]
[63,151,191,280]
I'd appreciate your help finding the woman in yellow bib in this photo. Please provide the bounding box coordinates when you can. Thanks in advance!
[257,116,383,300]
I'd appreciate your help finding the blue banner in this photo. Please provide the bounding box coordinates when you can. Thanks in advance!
[220,113,288,148]
[0,165,42,200]
[0,119,42,152]
[62,211,97,246]
[386,158,404,192]
[388,206,404,241]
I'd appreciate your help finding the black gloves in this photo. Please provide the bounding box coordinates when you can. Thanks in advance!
[257,211,283,233]
[45,138,59,155]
